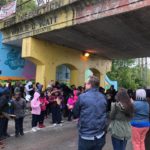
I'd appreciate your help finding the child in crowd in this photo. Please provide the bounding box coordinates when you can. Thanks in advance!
[48,88,63,126]
[67,93,76,121]
[31,92,41,132]
[39,92,49,128]
[11,90,26,137]
[45,91,50,118]
[73,89,79,102]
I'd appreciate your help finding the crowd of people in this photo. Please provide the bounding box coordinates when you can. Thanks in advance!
[0,80,83,138]
[0,77,149,150]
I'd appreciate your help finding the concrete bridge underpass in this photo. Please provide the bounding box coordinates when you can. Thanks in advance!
[0,0,150,87]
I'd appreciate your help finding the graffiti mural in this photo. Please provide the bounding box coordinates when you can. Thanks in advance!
[0,33,36,80]
[5,49,25,70]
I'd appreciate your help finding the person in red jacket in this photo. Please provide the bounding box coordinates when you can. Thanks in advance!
[39,92,49,128]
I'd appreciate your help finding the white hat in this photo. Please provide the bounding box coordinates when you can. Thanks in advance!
[136,89,146,100]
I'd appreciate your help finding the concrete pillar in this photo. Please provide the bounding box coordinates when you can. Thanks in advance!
[100,74,105,88]
[70,69,78,86]
[36,65,45,86]
[49,65,56,84]
[78,69,86,86]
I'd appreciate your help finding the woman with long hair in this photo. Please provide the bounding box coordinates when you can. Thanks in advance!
[131,89,149,150]
[109,88,134,150]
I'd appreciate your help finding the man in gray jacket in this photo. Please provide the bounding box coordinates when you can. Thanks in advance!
[73,76,107,150]
[12,90,26,137]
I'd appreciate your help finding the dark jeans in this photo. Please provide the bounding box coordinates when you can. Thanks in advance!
[112,136,127,150]
[39,111,45,124]
[15,117,24,135]
[32,114,39,127]
[46,103,51,115]
[51,105,62,124]
[0,118,5,138]
[3,118,8,136]
[0,118,8,138]
[78,135,106,150]
[68,110,73,121]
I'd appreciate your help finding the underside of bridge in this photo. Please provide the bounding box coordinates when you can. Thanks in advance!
[2,0,150,59]
[1,0,150,87]
[34,6,150,59]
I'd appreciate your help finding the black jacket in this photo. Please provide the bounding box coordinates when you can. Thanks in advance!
[0,96,9,115]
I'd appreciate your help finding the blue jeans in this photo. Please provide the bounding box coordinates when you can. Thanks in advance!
[112,136,127,150]
[78,135,106,150]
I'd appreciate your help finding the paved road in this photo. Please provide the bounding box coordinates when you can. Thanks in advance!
[1,116,132,150]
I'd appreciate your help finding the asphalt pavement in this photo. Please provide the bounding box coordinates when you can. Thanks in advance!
[0,115,132,150]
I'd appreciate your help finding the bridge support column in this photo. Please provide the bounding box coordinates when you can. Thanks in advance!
[70,70,78,86]
[36,65,45,86]
[22,37,111,88]
[100,74,105,87]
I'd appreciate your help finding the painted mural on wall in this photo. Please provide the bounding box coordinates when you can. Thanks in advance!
[0,33,36,80]
[5,49,25,70]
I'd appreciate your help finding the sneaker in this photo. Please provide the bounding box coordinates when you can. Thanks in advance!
[32,128,37,132]
[39,124,45,128]
[59,123,63,127]
[4,134,10,138]
[52,123,57,127]
[15,134,19,138]
[41,124,46,128]
[35,127,40,131]
[0,136,6,141]
[20,132,24,136]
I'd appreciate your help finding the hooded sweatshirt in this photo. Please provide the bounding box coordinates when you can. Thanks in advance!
[25,81,33,95]
[39,97,49,111]
[73,90,78,102]
[31,92,41,115]
[67,97,76,110]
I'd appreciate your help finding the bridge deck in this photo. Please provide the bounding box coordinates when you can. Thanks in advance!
[1,0,150,59]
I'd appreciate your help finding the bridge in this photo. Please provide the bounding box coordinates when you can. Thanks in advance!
[0,0,149,87]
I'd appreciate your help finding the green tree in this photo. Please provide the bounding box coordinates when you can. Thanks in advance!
[107,59,144,90]
[17,0,36,14]
[0,0,36,15]
[0,0,12,6]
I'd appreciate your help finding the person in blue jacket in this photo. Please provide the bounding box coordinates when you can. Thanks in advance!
[73,76,107,150]
[131,89,149,150]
